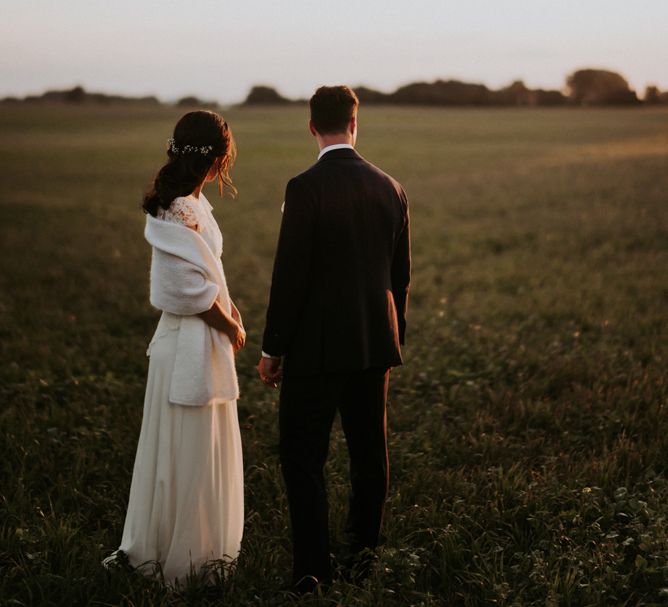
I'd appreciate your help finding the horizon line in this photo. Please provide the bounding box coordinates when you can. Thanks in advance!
[2,66,666,106]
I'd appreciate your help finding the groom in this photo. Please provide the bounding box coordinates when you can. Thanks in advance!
[257,85,411,591]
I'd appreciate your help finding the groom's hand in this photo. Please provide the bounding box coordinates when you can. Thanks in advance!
[256,356,282,389]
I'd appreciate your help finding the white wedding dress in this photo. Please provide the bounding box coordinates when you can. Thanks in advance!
[109,194,243,584]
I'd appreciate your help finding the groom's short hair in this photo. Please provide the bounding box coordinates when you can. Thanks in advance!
[310,86,359,135]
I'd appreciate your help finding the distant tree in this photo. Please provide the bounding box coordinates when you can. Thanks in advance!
[390,80,490,106]
[493,80,532,106]
[566,69,638,105]
[468,80,568,107]
[532,89,567,106]
[65,86,86,103]
[354,86,389,104]
[643,86,661,104]
[177,96,201,107]
[243,86,291,105]
[177,96,218,109]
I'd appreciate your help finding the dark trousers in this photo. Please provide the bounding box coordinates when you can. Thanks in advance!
[279,367,390,584]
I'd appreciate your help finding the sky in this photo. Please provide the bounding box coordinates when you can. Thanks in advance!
[1,0,667,103]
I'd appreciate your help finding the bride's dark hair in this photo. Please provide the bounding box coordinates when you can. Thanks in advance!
[143,110,236,216]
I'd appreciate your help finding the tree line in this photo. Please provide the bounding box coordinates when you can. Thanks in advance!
[3,69,667,108]
[0,87,218,108]
[244,69,668,107]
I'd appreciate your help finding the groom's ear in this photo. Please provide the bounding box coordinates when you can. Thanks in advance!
[308,120,318,137]
[349,114,357,135]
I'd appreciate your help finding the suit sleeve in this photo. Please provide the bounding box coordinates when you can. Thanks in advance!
[391,191,411,345]
[262,177,316,356]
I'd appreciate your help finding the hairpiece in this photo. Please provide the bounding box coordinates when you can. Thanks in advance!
[167,138,213,155]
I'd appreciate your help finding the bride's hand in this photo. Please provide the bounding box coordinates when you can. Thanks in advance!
[227,321,246,352]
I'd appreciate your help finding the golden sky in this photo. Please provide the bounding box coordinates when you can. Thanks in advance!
[2,0,666,102]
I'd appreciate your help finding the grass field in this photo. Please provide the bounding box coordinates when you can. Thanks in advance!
[1,104,667,606]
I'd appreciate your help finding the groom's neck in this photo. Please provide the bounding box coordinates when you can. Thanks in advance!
[316,133,355,150]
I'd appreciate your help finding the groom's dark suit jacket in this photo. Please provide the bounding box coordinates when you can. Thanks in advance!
[262,147,411,376]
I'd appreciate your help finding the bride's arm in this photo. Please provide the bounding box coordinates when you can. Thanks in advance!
[198,301,246,351]
[230,300,243,326]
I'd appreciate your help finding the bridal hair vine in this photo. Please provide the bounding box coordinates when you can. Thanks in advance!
[167,138,213,155]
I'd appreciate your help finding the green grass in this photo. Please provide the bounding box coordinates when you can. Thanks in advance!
[1,104,667,606]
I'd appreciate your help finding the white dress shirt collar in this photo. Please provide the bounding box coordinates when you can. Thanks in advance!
[317,143,354,160]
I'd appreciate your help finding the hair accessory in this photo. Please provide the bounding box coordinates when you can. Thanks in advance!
[167,138,213,155]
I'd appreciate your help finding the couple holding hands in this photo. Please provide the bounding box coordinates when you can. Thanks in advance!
[106,85,411,594]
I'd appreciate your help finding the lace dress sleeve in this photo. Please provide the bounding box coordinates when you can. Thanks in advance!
[157,197,200,231]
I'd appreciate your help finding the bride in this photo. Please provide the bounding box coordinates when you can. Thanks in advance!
[105,110,245,584]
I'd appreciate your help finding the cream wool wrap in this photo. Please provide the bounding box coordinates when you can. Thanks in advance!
[144,214,239,406]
